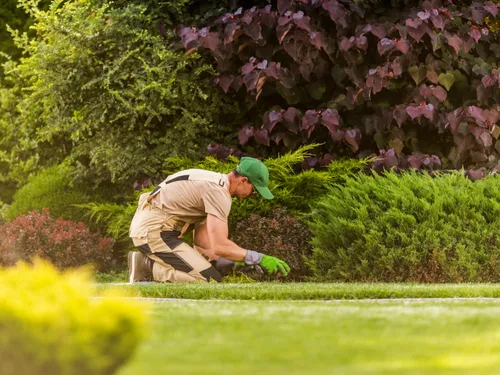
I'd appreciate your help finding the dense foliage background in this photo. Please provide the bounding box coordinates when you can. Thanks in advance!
[0,0,241,201]
[1,0,499,281]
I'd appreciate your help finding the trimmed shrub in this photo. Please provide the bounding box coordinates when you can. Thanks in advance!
[0,209,113,270]
[4,163,93,222]
[161,144,371,223]
[0,259,146,375]
[231,208,312,280]
[308,171,500,282]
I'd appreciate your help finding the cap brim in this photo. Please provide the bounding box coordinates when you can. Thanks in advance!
[255,185,274,200]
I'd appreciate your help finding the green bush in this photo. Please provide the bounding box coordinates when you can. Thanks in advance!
[308,171,500,282]
[0,0,238,191]
[0,259,146,375]
[82,145,371,249]
[4,163,93,222]
[162,144,371,224]
[231,208,312,280]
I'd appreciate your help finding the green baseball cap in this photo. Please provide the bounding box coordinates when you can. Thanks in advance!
[236,157,274,200]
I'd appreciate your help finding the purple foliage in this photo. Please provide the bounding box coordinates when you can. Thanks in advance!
[179,0,500,171]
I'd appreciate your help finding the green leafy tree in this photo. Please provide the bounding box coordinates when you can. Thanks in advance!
[0,0,238,197]
[0,0,51,61]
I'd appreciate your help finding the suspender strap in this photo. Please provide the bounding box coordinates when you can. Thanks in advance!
[148,174,189,199]
[148,172,225,201]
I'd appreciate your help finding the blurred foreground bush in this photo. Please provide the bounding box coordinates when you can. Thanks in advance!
[0,209,113,270]
[0,260,146,375]
[309,171,500,282]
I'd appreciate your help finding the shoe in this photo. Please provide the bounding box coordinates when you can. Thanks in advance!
[128,251,154,283]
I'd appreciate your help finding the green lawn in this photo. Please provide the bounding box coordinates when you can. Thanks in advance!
[118,299,500,375]
[97,282,500,300]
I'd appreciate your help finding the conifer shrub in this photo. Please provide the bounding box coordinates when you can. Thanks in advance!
[161,144,371,223]
[308,171,500,282]
[0,209,113,270]
[81,145,370,250]
[231,208,312,280]
[0,259,146,375]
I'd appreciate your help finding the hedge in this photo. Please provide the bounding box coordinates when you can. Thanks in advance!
[308,171,500,282]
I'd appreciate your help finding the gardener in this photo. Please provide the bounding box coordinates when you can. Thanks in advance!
[128,157,291,283]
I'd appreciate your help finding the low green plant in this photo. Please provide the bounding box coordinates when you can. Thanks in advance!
[308,171,500,282]
[0,259,147,375]
[220,272,258,284]
[81,201,137,241]
[79,194,143,253]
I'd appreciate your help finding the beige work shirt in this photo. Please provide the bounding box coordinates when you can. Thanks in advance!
[150,169,232,224]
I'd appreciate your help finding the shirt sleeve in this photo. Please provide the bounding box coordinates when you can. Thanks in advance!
[202,188,232,223]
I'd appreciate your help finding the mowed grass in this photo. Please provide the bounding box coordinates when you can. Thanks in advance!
[119,299,500,375]
[97,282,500,300]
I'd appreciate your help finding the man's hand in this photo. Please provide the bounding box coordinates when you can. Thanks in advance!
[259,255,291,277]
[244,250,291,277]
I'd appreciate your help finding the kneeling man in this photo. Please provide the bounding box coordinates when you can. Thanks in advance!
[128,157,290,283]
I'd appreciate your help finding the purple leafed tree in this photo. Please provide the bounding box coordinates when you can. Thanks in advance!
[178,0,500,171]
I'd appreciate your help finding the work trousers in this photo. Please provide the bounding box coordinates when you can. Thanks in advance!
[132,230,221,283]
[130,194,221,283]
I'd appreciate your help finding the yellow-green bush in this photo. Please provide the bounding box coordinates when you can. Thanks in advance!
[0,260,147,375]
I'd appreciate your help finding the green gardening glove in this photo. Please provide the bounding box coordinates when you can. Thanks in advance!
[244,250,291,277]
[259,255,291,277]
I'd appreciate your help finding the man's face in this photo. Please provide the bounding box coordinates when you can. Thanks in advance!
[235,177,256,200]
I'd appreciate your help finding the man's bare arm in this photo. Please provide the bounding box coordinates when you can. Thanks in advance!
[193,222,218,260]
[201,214,291,276]
[205,214,247,262]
